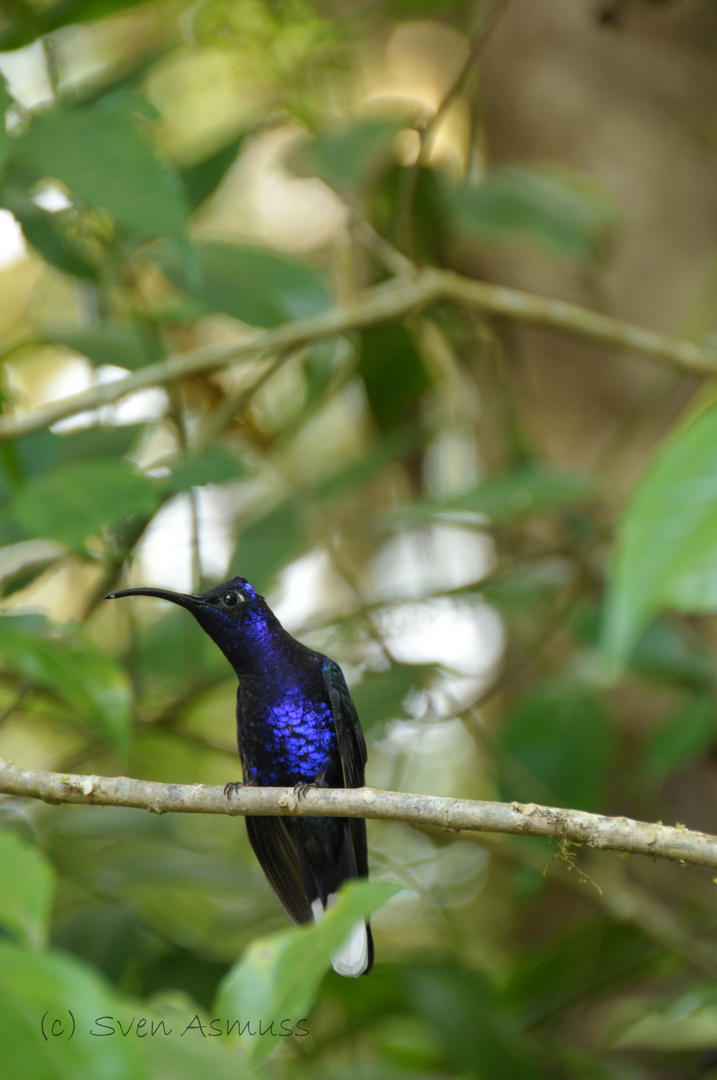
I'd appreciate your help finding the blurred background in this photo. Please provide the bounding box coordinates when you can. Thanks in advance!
[3,0,717,1077]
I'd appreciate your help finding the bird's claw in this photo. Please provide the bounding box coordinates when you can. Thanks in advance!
[224,781,246,799]
[293,781,313,801]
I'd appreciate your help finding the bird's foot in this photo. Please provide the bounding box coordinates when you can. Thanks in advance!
[293,781,314,801]
[224,779,258,799]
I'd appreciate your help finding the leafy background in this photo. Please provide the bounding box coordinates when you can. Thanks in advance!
[2,1,717,1077]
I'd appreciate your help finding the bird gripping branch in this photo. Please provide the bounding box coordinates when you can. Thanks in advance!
[105,576,373,977]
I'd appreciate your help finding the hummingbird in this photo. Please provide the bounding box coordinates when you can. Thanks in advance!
[105,575,373,976]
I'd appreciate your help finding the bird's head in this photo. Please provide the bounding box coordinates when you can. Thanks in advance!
[105,576,281,670]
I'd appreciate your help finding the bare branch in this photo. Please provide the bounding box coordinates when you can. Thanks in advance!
[1,269,715,442]
[2,759,716,871]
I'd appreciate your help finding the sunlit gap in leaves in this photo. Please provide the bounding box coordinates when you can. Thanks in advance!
[137,490,237,594]
[0,209,25,269]
[361,21,473,174]
[0,40,54,111]
[51,366,168,433]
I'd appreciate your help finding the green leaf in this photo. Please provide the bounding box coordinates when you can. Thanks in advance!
[609,984,717,1051]
[629,621,715,689]
[482,561,572,613]
[0,831,55,949]
[444,165,617,261]
[50,425,146,465]
[159,449,248,496]
[0,616,134,751]
[359,323,431,431]
[229,502,307,594]
[643,696,715,783]
[574,605,714,689]
[288,118,402,192]
[506,921,655,1026]
[602,405,717,673]
[0,553,61,598]
[10,458,160,550]
[179,131,247,210]
[140,1022,261,1080]
[390,466,593,526]
[43,322,165,370]
[0,0,153,50]
[0,426,145,504]
[499,681,615,811]
[160,241,330,328]
[215,880,401,1065]
[15,106,189,242]
[350,663,436,732]
[312,427,421,505]
[0,942,145,1080]
[1,189,99,279]
[404,962,547,1080]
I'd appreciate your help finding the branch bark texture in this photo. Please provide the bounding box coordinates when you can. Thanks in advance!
[2,759,716,871]
[2,268,716,441]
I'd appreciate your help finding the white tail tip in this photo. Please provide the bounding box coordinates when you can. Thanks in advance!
[330,917,369,977]
[311,895,370,978]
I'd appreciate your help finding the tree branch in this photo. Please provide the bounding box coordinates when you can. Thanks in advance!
[2,759,716,871]
[2,268,716,442]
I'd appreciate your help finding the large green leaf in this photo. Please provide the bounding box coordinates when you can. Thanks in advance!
[0,831,55,950]
[0,616,133,751]
[499,680,615,811]
[160,241,330,328]
[602,405,717,673]
[215,880,400,1065]
[15,105,189,242]
[359,323,431,432]
[0,427,145,509]
[444,165,617,261]
[9,458,160,550]
[140,1022,260,1080]
[0,942,145,1080]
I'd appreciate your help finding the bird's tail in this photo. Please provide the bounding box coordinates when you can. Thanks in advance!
[311,895,374,977]
[303,819,374,977]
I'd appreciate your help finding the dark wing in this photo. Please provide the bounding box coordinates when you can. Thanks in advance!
[245,816,313,925]
[322,659,367,789]
[322,659,369,880]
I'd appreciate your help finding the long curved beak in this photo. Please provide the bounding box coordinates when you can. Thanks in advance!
[104,587,206,611]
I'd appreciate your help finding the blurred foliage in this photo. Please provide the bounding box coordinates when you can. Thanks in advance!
[1,2,717,1079]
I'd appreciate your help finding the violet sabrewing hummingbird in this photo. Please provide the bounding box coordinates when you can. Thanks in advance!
[105,576,373,976]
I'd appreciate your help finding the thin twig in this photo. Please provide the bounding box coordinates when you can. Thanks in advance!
[418,0,511,169]
[396,0,511,253]
[2,759,717,870]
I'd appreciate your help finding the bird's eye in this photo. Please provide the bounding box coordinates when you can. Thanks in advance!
[222,591,241,607]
